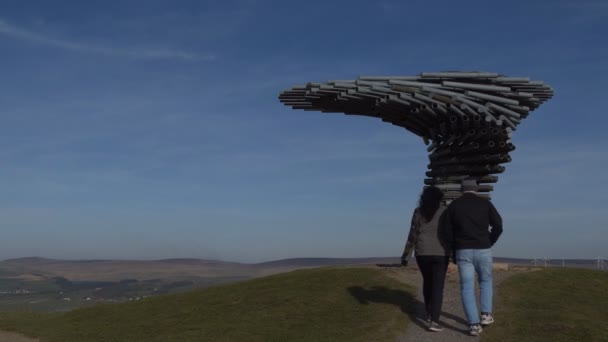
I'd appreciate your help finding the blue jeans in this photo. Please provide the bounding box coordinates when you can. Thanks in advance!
[456,249,493,325]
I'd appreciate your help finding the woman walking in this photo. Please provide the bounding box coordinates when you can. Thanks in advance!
[401,186,450,332]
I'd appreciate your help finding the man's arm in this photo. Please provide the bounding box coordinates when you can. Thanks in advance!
[488,201,503,245]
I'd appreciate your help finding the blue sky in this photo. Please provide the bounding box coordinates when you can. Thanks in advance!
[1,0,606,262]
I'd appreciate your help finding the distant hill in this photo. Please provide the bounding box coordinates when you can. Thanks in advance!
[255,257,399,267]
[0,256,403,281]
[3,257,56,264]
[1,256,601,282]
[0,257,252,281]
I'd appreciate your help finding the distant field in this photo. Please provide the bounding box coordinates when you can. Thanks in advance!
[0,267,416,342]
[483,268,608,342]
[0,275,248,313]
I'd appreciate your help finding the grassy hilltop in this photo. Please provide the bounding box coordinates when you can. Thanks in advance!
[484,268,608,342]
[0,267,606,342]
[0,267,416,342]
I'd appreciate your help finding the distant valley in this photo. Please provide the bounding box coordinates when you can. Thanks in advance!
[0,256,600,312]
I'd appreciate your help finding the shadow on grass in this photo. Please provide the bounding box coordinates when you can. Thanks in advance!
[347,286,468,334]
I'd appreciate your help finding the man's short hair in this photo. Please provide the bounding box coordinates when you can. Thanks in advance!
[461,179,479,192]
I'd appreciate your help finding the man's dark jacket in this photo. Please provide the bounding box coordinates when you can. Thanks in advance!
[441,193,503,250]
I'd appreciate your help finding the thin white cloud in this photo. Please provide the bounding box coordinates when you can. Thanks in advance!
[0,19,213,61]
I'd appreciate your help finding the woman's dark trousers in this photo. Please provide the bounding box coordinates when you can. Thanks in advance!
[415,255,450,322]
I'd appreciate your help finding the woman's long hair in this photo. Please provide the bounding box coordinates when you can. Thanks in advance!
[418,186,444,222]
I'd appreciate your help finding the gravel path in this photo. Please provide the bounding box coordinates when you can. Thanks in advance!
[0,331,38,342]
[379,265,516,342]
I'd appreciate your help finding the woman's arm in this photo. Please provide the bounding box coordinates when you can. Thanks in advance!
[401,209,420,265]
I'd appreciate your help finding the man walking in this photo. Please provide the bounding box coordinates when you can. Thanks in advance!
[441,179,503,336]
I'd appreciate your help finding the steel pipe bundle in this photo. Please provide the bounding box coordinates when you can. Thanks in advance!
[278,71,553,199]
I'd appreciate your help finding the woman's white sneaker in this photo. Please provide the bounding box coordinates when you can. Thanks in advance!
[427,322,444,332]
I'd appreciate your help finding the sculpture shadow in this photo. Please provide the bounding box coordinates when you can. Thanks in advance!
[347,286,469,334]
[348,285,415,315]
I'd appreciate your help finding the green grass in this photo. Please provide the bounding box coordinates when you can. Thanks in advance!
[0,267,416,342]
[484,268,608,342]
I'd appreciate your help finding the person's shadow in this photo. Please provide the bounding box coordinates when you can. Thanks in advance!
[347,285,469,334]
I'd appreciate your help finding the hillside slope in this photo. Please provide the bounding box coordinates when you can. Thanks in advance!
[0,267,416,342]
[483,268,608,342]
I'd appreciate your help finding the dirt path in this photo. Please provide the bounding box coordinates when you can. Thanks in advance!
[380,265,517,342]
[0,331,38,342]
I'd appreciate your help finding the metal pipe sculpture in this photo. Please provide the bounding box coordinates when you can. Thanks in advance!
[278,71,553,199]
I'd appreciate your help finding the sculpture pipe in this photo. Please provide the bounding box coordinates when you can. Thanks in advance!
[426,164,505,177]
[431,103,448,115]
[413,93,449,116]
[459,113,470,130]
[435,134,460,151]
[423,87,463,99]
[423,106,440,119]
[484,113,502,126]
[371,85,401,94]
[340,94,367,101]
[443,192,491,200]
[459,103,478,117]
[388,95,411,106]
[456,97,486,111]
[424,174,498,185]
[506,92,534,98]
[400,93,428,107]
[472,114,482,128]
[478,175,499,183]
[442,81,511,92]
[455,128,476,145]
[434,183,461,191]
[505,104,530,115]
[499,115,517,130]
[477,184,494,192]
[347,89,379,100]
[355,80,386,87]
[426,141,439,152]
[334,83,357,89]
[446,103,466,117]
[413,92,449,108]
[487,102,522,119]
[465,91,520,105]
[421,72,500,78]
[314,89,341,95]
[389,80,442,88]
[429,147,455,161]
[360,76,420,81]
[492,77,530,83]
[358,87,390,98]
[433,141,479,158]
[449,115,459,131]
[429,153,512,168]
[468,142,515,156]
[431,94,458,105]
